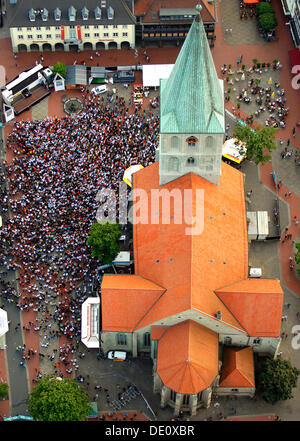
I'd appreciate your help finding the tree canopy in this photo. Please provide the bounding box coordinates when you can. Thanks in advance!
[0,382,8,399]
[257,2,275,16]
[258,12,278,31]
[257,358,300,404]
[86,221,121,264]
[233,124,277,165]
[28,376,91,421]
[52,61,67,78]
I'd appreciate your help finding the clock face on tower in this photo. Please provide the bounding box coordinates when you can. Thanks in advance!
[186,136,198,146]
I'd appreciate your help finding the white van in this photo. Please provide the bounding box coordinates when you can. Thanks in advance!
[91,85,108,95]
[107,350,127,361]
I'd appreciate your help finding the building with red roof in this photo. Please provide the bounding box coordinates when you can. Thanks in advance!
[88,7,284,417]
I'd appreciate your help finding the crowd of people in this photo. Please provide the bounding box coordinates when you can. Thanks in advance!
[0,89,159,380]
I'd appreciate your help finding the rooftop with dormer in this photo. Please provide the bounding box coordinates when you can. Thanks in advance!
[8,0,136,27]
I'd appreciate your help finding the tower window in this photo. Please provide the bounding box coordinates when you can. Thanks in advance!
[168,156,179,172]
[187,157,195,165]
[205,136,216,153]
[171,135,179,150]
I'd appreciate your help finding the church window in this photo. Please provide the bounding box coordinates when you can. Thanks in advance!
[117,333,127,345]
[168,156,179,172]
[182,394,190,405]
[205,136,216,153]
[224,337,232,345]
[187,157,195,165]
[170,390,177,402]
[171,136,179,150]
[144,332,151,347]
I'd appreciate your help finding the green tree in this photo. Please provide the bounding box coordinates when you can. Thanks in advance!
[295,243,300,277]
[52,61,67,78]
[257,358,300,404]
[258,13,278,31]
[257,2,275,16]
[233,124,277,164]
[0,382,8,399]
[86,221,121,264]
[28,376,91,421]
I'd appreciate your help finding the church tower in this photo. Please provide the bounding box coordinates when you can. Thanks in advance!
[159,5,225,186]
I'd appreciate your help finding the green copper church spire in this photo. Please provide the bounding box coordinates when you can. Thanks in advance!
[160,5,225,134]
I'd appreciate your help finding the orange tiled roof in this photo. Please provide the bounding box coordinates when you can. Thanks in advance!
[151,325,169,340]
[219,346,255,388]
[135,0,215,23]
[157,320,219,394]
[132,161,248,333]
[215,279,283,337]
[101,275,165,332]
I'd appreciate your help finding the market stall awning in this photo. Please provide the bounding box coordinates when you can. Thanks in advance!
[288,48,300,70]
[222,138,247,164]
[0,308,8,337]
[81,298,100,348]
[243,0,259,3]
[123,164,144,187]
[142,64,174,88]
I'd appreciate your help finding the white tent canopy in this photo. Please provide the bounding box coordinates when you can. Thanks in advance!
[142,64,174,88]
[81,298,100,348]
[0,308,8,337]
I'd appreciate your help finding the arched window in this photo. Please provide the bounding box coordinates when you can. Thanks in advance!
[205,136,215,153]
[168,156,179,172]
[171,136,179,150]
[170,390,177,402]
[187,157,195,166]
[144,332,151,347]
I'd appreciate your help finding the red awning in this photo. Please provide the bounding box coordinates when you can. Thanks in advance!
[288,48,300,74]
[243,0,259,3]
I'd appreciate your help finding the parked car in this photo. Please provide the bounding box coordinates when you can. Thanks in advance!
[91,84,108,95]
[113,71,135,83]
[107,350,127,361]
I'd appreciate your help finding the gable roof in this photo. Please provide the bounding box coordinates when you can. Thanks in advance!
[215,279,283,337]
[132,161,248,334]
[101,275,165,332]
[157,320,219,394]
[219,346,255,388]
[160,14,224,134]
[151,325,169,341]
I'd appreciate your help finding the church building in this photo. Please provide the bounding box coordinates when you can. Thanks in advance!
[90,7,283,416]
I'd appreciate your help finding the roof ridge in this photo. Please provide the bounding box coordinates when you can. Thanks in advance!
[132,286,167,332]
